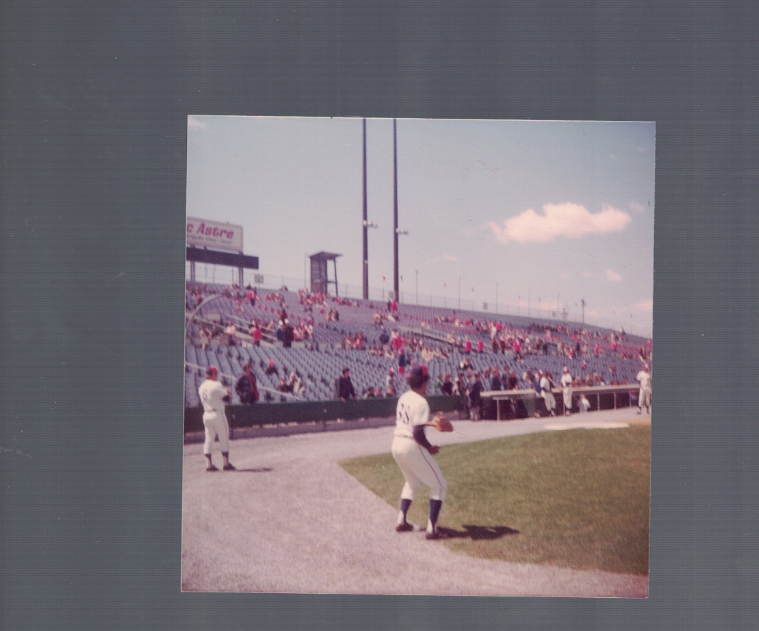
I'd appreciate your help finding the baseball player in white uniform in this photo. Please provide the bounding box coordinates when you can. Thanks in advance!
[560,366,573,415]
[391,364,448,540]
[198,365,235,472]
[539,370,556,416]
[636,364,652,415]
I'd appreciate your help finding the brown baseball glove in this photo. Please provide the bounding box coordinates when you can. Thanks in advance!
[427,414,454,433]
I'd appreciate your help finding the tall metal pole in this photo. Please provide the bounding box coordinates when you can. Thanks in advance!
[362,118,369,299]
[393,119,399,301]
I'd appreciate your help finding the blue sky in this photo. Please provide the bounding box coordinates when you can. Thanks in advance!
[186,116,655,337]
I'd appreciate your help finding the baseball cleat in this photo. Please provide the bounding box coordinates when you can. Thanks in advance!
[206,464,219,472]
[223,463,236,471]
[396,522,416,533]
[425,531,448,540]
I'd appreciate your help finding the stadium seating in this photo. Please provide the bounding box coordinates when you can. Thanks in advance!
[184,283,650,406]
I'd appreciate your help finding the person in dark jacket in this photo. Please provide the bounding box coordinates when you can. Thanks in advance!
[467,372,483,421]
[282,320,294,348]
[235,362,259,404]
[441,373,454,396]
[337,368,357,402]
[490,367,502,391]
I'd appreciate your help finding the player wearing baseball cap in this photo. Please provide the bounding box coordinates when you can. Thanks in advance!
[198,365,235,472]
[391,364,448,540]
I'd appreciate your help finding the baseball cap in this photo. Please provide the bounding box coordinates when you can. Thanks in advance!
[408,364,429,381]
[205,365,218,377]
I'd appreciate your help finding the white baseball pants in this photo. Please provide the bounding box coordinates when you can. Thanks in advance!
[392,435,447,501]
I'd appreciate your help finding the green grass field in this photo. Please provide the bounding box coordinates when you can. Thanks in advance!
[340,424,650,575]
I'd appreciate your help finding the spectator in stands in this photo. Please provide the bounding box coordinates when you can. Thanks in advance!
[490,368,502,391]
[289,371,305,395]
[379,327,390,350]
[467,372,483,421]
[441,374,453,396]
[397,349,407,376]
[594,342,600,357]
[434,374,443,392]
[251,322,262,347]
[282,320,294,348]
[506,369,519,390]
[277,377,293,394]
[385,368,397,397]
[523,368,535,389]
[364,386,377,399]
[513,337,523,361]
[585,373,594,387]
[338,368,357,402]
[265,359,278,376]
[225,321,237,345]
[235,362,259,405]
[464,337,472,355]
[476,338,484,353]
[200,325,210,350]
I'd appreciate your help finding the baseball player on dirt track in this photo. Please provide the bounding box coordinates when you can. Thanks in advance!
[636,364,652,415]
[391,364,448,540]
[198,365,235,472]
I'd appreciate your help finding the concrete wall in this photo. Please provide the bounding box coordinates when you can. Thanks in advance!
[184,395,463,433]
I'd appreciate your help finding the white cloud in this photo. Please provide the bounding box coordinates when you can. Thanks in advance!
[433,253,460,263]
[560,272,572,279]
[188,116,207,130]
[630,202,645,214]
[606,269,622,282]
[488,203,631,244]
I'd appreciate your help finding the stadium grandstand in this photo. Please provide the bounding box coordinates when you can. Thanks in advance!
[184,281,652,414]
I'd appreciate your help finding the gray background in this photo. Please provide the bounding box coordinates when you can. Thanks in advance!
[2,1,757,629]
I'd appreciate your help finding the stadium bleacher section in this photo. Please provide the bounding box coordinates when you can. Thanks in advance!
[185,282,652,408]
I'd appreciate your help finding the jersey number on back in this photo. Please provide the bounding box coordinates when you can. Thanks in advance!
[398,403,411,424]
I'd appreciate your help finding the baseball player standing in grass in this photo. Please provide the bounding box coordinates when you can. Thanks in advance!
[391,364,448,540]
[198,365,235,472]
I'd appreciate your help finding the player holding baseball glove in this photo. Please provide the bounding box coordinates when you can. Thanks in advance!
[391,364,451,540]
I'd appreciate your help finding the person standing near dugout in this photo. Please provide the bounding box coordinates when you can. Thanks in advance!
[391,364,448,540]
[636,363,652,414]
[560,366,573,416]
[198,365,235,472]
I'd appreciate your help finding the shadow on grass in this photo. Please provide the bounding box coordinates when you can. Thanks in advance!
[233,467,273,473]
[439,525,520,540]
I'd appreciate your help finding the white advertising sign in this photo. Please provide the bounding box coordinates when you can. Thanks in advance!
[186,217,243,252]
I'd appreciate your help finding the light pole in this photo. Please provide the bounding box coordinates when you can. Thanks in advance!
[362,118,369,299]
[393,118,399,301]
